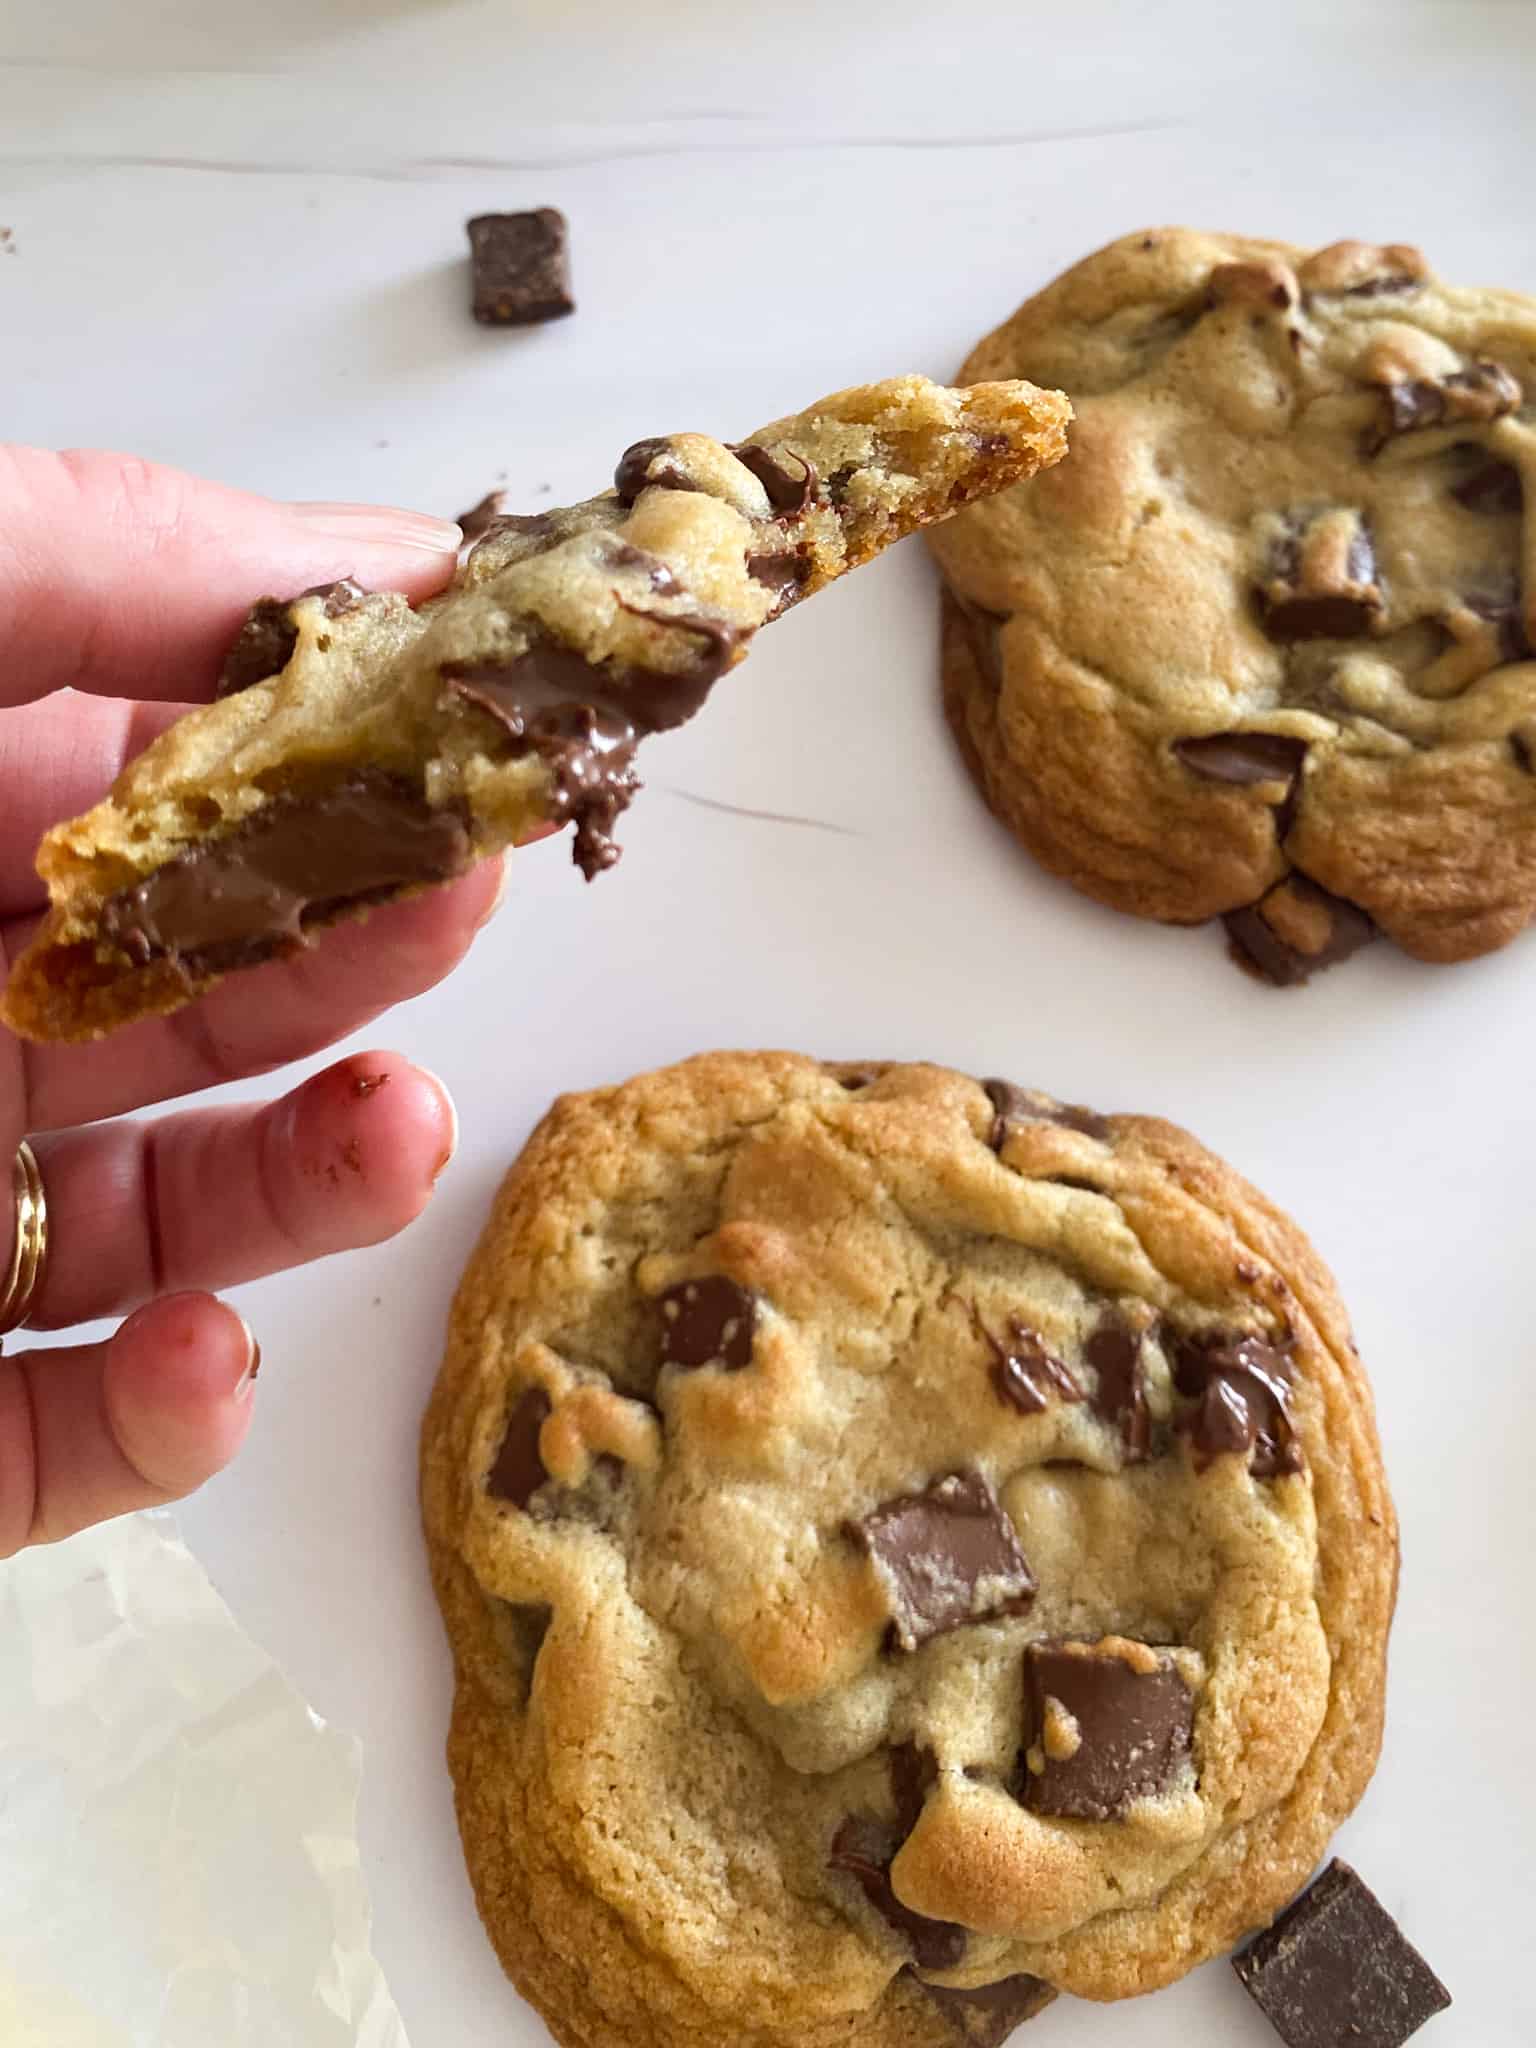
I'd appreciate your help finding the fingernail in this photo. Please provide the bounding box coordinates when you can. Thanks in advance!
[287,502,463,554]
[233,1328,261,1402]
[419,1066,460,1183]
[477,853,510,930]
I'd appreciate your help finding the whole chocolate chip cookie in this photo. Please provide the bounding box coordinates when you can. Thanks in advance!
[2,374,1067,1043]
[926,228,1536,983]
[420,1053,1396,2048]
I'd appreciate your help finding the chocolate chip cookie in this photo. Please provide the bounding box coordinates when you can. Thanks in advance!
[420,1053,1396,2048]
[927,229,1536,983]
[3,374,1068,1042]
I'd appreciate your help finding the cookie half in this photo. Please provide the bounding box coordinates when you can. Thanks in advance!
[421,1053,1396,2046]
[3,373,1067,1042]
[927,228,1536,983]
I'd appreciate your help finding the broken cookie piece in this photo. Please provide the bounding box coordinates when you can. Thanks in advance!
[3,373,1069,1041]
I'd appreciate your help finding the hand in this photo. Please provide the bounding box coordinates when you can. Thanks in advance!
[0,445,498,1556]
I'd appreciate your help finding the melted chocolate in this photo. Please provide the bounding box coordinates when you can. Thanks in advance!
[1171,1329,1302,1476]
[732,442,818,515]
[972,1309,1083,1416]
[1450,459,1522,516]
[100,772,471,975]
[658,1276,757,1370]
[850,1472,1035,1654]
[612,437,703,504]
[1019,1639,1193,1820]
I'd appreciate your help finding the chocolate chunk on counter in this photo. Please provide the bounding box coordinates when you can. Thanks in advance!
[982,1078,1109,1148]
[487,1387,553,1507]
[1172,1329,1302,1477]
[1083,1318,1150,1460]
[972,1309,1083,1416]
[1225,873,1377,987]
[1019,1638,1193,1820]
[1367,357,1520,454]
[658,1276,757,1370]
[851,1472,1035,1654]
[99,772,472,975]
[915,1972,1057,2044]
[216,579,368,698]
[829,1816,967,1971]
[467,209,574,326]
[1233,1860,1451,2048]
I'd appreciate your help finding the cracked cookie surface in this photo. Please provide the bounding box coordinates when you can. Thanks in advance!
[3,374,1067,1042]
[420,1052,1395,2047]
[926,227,1536,983]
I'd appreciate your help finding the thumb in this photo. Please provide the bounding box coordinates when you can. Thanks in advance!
[0,444,463,707]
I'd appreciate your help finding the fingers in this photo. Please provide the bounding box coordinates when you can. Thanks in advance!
[0,694,186,917]
[6,853,505,1133]
[28,1050,458,1328]
[0,1292,256,1556]
[0,444,462,708]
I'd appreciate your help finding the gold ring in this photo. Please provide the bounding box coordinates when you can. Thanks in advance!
[0,1140,48,1340]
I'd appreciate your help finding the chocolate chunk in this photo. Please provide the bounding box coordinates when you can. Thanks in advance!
[888,1741,938,1836]
[100,772,471,975]
[851,1472,1035,1654]
[1465,584,1534,665]
[1367,358,1520,453]
[486,1387,553,1507]
[1450,458,1522,515]
[1257,508,1382,644]
[467,208,574,326]
[1171,1329,1302,1477]
[826,463,860,508]
[1175,733,1310,785]
[1512,728,1536,774]
[982,1078,1109,1149]
[612,436,706,505]
[746,547,813,617]
[1225,873,1377,987]
[658,1276,756,1370]
[829,1816,966,1972]
[455,489,513,545]
[216,579,367,698]
[1019,1639,1193,1820]
[915,1972,1057,2044]
[1233,1860,1451,2048]
[732,442,818,515]
[972,1309,1082,1416]
[1084,1318,1150,1460]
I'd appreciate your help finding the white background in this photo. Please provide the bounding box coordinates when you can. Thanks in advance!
[4,4,1533,2043]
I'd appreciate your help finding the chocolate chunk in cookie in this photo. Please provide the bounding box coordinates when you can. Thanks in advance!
[467,208,575,326]
[1366,357,1520,455]
[486,1387,553,1508]
[1233,1859,1451,2048]
[1226,874,1377,986]
[1083,1318,1151,1459]
[982,1078,1109,1147]
[658,1276,757,1370]
[830,1816,967,1971]
[850,1472,1036,1652]
[1255,509,1383,642]
[216,579,369,698]
[915,1973,1057,2044]
[1019,1638,1194,1820]
[1172,1330,1302,1477]
[972,1310,1083,1415]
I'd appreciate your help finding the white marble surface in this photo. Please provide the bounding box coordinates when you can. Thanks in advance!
[4,4,1533,2043]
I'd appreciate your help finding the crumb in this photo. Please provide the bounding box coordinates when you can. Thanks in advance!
[0,228,15,256]
[374,438,390,449]
[351,1071,390,1098]
[536,481,552,494]
[342,1137,364,1175]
